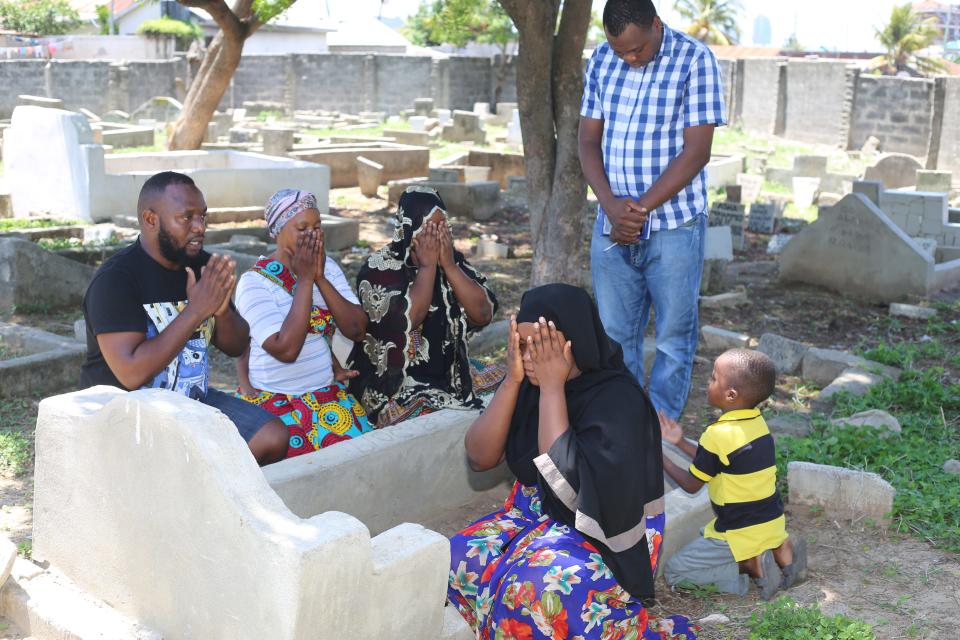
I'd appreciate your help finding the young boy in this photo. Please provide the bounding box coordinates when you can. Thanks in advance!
[659,348,807,600]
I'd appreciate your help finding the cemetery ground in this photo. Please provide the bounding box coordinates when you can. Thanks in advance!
[0,130,959,637]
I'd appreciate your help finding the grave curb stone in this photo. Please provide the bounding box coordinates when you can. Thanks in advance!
[767,413,812,438]
[757,333,808,375]
[700,325,750,351]
[802,347,901,388]
[889,303,937,320]
[787,461,894,524]
[831,409,901,437]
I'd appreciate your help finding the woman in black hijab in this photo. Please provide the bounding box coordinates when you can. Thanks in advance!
[447,284,698,639]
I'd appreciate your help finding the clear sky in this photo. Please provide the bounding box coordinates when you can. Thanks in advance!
[327,0,906,53]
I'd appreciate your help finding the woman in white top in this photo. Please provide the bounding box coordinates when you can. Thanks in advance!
[234,189,372,458]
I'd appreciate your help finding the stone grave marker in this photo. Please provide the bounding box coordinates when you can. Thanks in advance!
[878,190,948,238]
[725,184,742,203]
[736,173,763,202]
[915,170,952,193]
[708,202,746,250]
[748,202,778,234]
[852,180,882,206]
[864,153,922,189]
[18,95,64,109]
[413,98,434,116]
[779,193,936,301]
[356,156,384,198]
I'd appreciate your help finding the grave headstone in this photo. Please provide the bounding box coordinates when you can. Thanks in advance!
[408,116,428,132]
[793,155,828,177]
[413,98,434,116]
[779,193,936,301]
[441,110,485,144]
[766,234,792,254]
[473,102,491,117]
[915,170,952,193]
[725,185,742,203]
[261,128,294,156]
[748,202,778,234]
[231,108,248,122]
[506,110,522,146]
[101,110,130,123]
[428,168,460,183]
[708,202,746,250]
[356,156,384,198]
[864,153,923,189]
[792,176,820,208]
[130,96,183,123]
[736,173,763,203]
[852,180,882,206]
[704,226,733,261]
[861,135,880,154]
[435,109,451,125]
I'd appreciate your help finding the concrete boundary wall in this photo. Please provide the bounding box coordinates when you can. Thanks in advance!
[722,57,958,169]
[32,387,453,639]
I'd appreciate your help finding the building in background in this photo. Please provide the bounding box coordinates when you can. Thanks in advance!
[914,1,960,51]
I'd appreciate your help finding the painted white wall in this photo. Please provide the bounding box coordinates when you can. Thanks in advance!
[115,2,162,36]
[242,30,328,54]
[54,35,174,60]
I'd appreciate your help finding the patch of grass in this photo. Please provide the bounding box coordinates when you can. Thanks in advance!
[747,597,875,639]
[0,218,82,231]
[778,367,960,552]
[17,539,31,559]
[12,302,56,315]
[256,110,284,122]
[0,430,31,476]
[859,339,946,369]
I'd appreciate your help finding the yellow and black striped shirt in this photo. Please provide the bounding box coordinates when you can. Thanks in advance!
[689,408,788,561]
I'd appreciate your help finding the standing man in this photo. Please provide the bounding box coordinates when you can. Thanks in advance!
[579,0,726,419]
[81,171,289,465]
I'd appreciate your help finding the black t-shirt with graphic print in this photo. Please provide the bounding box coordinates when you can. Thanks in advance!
[80,239,214,399]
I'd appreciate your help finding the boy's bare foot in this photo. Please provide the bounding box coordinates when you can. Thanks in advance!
[780,538,808,589]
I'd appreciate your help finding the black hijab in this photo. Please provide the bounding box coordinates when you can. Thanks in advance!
[505,284,664,599]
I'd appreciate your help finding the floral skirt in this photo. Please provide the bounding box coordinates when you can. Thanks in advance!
[448,482,699,639]
[238,381,373,458]
[376,359,507,428]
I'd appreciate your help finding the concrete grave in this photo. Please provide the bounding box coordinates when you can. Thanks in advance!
[0,238,95,312]
[915,170,952,193]
[788,461,894,524]
[736,173,763,202]
[506,110,522,146]
[852,180,882,206]
[889,302,937,319]
[129,96,182,124]
[780,193,960,301]
[428,167,461,183]
[700,291,747,309]
[705,154,744,188]
[413,98,434,116]
[878,190,959,248]
[831,409,901,437]
[18,95,64,109]
[388,180,501,221]
[792,176,820,208]
[757,333,808,375]
[383,129,432,146]
[708,201,746,250]
[817,368,884,406]
[704,225,734,261]
[863,153,923,189]
[700,326,750,351]
[261,127,295,156]
[356,156,384,198]
[466,150,525,189]
[290,143,428,189]
[99,122,155,149]
[802,347,900,388]
[31,387,458,639]
[442,111,486,145]
[101,109,130,123]
[408,116,428,132]
[747,202,778,234]
[5,106,330,222]
[0,322,85,398]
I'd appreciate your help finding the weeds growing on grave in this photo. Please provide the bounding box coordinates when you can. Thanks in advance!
[0,218,82,231]
[747,597,875,640]
[777,366,960,553]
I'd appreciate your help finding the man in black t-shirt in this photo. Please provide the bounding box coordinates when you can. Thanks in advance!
[81,171,288,465]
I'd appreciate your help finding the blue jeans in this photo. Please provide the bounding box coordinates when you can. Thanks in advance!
[590,213,706,419]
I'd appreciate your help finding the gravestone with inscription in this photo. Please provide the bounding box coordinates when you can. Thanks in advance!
[863,153,922,189]
[709,202,746,250]
[748,202,779,234]
[780,194,936,301]
[737,173,764,203]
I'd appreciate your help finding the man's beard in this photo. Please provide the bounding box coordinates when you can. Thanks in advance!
[158,221,203,269]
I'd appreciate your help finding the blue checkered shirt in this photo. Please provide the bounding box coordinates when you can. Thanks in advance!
[581,24,727,234]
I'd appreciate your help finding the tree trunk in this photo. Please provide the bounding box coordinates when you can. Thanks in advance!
[168,30,244,149]
[499,0,592,287]
[492,47,511,109]
[168,0,266,150]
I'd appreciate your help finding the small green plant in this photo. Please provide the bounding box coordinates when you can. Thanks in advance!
[0,218,80,231]
[256,110,284,122]
[859,339,945,369]
[0,0,80,35]
[0,430,31,476]
[17,540,31,559]
[37,236,82,251]
[747,597,875,639]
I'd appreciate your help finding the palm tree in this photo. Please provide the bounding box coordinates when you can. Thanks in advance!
[872,3,945,76]
[674,0,741,46]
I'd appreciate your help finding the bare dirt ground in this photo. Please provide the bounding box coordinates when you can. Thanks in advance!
[1,186,958,638]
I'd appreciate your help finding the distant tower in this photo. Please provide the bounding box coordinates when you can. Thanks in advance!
[753,15,772,46]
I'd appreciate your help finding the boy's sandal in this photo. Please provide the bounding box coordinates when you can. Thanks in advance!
[758,550,782,601]
[781,537,808,589]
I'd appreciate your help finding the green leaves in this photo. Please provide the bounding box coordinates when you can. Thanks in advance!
[252,0,296,24]
[405,0,516,48]
[748,597,875,640]
[0,0,79,36]
[136,17,203,41]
